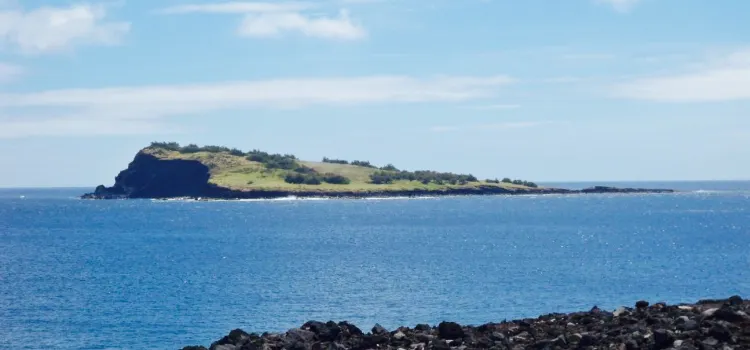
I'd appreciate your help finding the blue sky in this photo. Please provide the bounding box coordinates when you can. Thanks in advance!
[1,0,749,187]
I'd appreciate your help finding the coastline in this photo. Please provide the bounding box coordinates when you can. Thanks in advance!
[82,185,675,201]
[183,296,748,350]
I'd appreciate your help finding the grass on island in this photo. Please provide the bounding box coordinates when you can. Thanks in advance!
[143,146,538,193]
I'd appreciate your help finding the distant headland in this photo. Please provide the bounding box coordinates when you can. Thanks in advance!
[82,142,674,200]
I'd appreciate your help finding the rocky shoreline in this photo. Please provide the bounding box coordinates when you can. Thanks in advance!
[182,297,748,350]
[83,185,675,201]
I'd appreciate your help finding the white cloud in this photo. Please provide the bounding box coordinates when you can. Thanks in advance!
[0,75,514,138]
[0,4,130,54]
[160,2,366,40]
[239,9,365,39]
[595,0,641,12]
[0,62,22,83]
[0,117,173,138]
[430,122,551,133]
[613,49,750,102]
[159,2,312,14]
[469,104,521,110]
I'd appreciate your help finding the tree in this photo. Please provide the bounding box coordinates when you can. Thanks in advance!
[380,164,399,171]
[351,160,376,168]
[180,144,201,153]
[502,178,512,183]
[229,148,245,156]
[150,141,181,151]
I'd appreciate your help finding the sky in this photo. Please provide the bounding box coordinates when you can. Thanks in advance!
[0,0,749,187]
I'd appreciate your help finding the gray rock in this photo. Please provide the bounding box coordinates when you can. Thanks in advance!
[211,345,236,350]
[709,323,734,342]
[614,307,629,317]
[703,337,719,347]
[283,329,316,350]
[702,308,720,318]
[653,329,675,349]
[372,323,389,335]
[579,333,596,347]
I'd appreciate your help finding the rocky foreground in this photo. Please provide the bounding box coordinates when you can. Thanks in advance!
[182,297,749,350]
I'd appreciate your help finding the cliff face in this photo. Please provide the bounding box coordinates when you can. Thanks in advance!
[85,152,212,199]
[82,151,674,200]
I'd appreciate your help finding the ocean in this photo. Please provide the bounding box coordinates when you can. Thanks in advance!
[1,182,749,349]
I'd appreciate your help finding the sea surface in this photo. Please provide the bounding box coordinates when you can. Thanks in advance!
[1,182,749,349]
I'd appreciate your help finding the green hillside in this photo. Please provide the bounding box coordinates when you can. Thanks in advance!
[144,142,539,193]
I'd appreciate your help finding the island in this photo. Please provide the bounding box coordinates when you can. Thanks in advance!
[82,142,674,200]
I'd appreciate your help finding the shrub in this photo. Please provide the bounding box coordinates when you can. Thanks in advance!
[180,144,201,153]
[304,176,321,185]
[322,157,349,165]
[294,166,316,174]
[351,160,376,168]
[229,148,245,157]
[284,173,304,184]
[322,173,351,185]
[248,150,299,170]
[502,178,512,183]
[150,141,181,151]
[380,164,399,171]
[284,173,325,185]
[369,169,480,185]
[486,179,500,184]
[201,145,230,153]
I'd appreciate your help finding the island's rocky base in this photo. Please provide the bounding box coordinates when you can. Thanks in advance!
[81,152,674,200]
[182,297,749,350]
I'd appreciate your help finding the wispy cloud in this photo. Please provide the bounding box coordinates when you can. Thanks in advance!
[594,0,642,12]
[0,3,130,54]
[0,117,176,139]
[541,76,587,84]
[469,104,521,110]
[159,1,366,40]
[0,75,514,138]
[239,9,365,40]
[0,62,22,83]
[613,49,750,102]
[158,2,313,14]
[430,121,551,133]
[561,53,616,60]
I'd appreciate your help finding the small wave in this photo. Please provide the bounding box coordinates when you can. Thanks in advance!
[693,190,729,194]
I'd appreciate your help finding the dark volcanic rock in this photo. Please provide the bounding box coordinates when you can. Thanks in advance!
[437,321,464,339]
[183,297,749,350]
[82,151,211,199]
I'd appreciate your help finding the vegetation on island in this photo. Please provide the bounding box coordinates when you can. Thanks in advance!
[146,141,539,192]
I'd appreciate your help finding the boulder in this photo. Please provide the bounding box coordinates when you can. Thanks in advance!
[636,300,650,309]
[437,322,464,339]
[372,324,389,335]
[653,329,675,349]
[283,329,316,350]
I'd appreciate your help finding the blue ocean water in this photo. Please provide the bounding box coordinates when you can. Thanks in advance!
[1,182,749,349]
